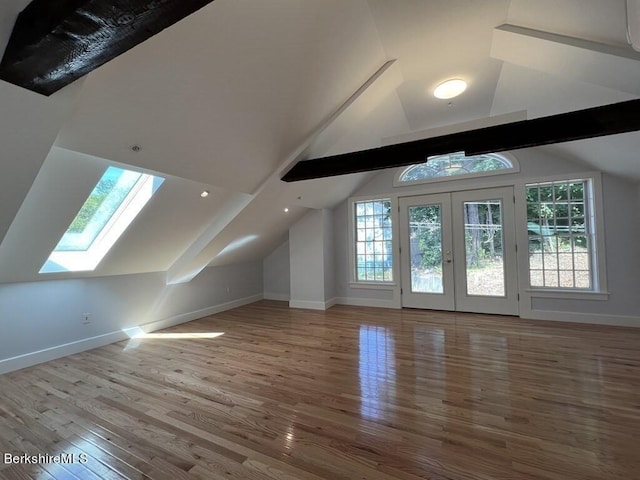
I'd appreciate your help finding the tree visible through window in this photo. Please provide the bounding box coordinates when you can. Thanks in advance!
[41,166,164,273]
[526,180,592,289]
[354,199,393,282]
[398,152,514,183]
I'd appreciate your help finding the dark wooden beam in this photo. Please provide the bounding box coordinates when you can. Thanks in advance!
[0,0,216,96]
[281,99,640,182]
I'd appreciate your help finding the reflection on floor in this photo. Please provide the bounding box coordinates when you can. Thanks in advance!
[1,300,639,479]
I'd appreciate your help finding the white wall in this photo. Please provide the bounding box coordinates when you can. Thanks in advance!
[0,261,263,374]
[289,209,336,309]
[332,147,640,325]
[263,238,290,301]
[323,209,336,301]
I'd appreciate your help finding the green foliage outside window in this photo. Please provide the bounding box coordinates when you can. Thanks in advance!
[68,178,117,233]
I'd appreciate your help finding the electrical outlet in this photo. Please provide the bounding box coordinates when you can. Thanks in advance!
[82,313,91,325]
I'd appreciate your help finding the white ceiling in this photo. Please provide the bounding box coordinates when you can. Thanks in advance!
[0,0,638,284]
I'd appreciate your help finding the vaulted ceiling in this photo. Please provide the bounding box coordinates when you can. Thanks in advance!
[0,0,638,284]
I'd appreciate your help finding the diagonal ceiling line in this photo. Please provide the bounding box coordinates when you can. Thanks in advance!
[281,99,640,182]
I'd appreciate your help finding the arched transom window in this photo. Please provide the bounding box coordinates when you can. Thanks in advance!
[396,152,517,185]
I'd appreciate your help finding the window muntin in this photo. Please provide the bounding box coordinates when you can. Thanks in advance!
[398,152,514,184]
[354,199,393,282]
[40,166,164,273]
[526,179,593,289]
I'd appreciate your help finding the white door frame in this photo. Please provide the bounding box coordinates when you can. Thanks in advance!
[399,193,455,310]
[399,187,519,315]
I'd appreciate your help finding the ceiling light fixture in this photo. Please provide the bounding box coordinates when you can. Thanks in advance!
[434,79,467,99]
[200,190,209,198]
[284,208,289,213]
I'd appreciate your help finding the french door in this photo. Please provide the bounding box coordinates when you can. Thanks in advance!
[399,187,518,315]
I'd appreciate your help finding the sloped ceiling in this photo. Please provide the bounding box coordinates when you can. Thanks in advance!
[0,0,639,284]
[54,0,389,193]
[491,0,640,178]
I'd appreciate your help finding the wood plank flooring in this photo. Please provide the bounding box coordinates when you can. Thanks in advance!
[1,300,640,479]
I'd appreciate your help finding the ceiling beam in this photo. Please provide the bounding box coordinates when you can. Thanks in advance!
[0,0,216,96]
[281,99,640,182]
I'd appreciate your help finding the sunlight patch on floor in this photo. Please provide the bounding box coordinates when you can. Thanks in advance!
[132,332,225,339]
[122,326,224,350]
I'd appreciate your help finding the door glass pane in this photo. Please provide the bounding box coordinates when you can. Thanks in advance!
[463,200,505,297]
[408,205,443,293]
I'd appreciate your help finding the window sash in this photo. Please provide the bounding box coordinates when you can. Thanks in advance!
[525,179,595,290]
[353,199,393,283]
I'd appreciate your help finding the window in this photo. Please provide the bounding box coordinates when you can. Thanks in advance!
[354,199,393,282]
[396,152,516,185]
[40,166,164,273]
[526,179,594,289]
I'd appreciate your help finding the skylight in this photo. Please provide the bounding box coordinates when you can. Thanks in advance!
[40,166,164,273]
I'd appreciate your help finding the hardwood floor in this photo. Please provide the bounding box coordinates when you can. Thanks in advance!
[1,301,640,479]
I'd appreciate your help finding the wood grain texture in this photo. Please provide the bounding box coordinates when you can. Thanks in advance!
[1,300,639,479]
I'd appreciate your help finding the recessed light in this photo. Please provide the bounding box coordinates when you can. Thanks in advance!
[284,207,289,213]
[434,79,467,99]
[200,190,209,198]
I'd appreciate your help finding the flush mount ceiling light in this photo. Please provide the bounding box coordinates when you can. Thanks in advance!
[434,79,467,99]
[200,190,210,198]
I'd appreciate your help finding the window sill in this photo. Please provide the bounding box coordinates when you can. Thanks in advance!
[349,282,397,290]
[525,289,609,301]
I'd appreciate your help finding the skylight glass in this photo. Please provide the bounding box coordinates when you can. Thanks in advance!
[40,166,164,273]
[398,152,514,184]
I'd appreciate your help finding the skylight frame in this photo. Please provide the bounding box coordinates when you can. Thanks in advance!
[40,167,164,274]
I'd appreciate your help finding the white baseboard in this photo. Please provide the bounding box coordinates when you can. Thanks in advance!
[0,293,264,375]
[0,330,129,376]
[289,299,327,310]
[335,297,400,309]
[136,293,264,333]
[289,297,338,310]
[264,293,290,302]
[522,310,640,327]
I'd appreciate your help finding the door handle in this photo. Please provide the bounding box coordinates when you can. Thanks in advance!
[445,250,452,263]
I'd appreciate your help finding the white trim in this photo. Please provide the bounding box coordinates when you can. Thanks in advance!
[42,172,163,274]
[348,196,398,286]
[0,293,263,375]
[349,168,610,317]
[0,331,128,376]
[335,297,400,309]
[393,152,520,188]
[263,292,290,301]
[348,282,396,290]
[136,293,264,333]
[525,289,609,300]
[289,299,336,310]
[515,171,608,301]
[522,310,640,328]
[325,297,338,309]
